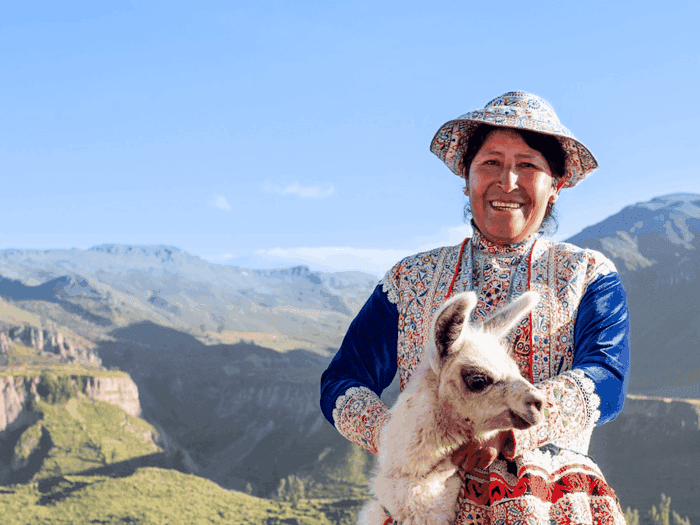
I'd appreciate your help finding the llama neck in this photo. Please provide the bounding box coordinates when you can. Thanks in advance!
[390,368,471,477]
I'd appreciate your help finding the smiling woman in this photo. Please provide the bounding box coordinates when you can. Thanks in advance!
[320,92,630,525]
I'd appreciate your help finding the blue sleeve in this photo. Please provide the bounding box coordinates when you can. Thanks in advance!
[319,284,399,426]
[573,272,630,426]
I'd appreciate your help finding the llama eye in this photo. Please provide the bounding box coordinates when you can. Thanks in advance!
[464,374,492,392]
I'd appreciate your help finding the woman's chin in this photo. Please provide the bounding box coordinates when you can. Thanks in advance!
[479,222,529,245]
[483,232,525,245]
[477,210,542,244]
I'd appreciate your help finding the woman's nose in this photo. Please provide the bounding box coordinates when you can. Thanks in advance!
[497,165,519,192]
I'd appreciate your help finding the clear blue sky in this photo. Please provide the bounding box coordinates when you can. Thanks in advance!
[2,1,698,277]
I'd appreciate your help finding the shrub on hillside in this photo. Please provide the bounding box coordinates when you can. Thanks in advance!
[38,373,77,403]
[625,494,691,525]
[275,474,308,506]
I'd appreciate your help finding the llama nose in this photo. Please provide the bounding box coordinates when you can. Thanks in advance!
[528,393,543,412]
[526,389,546,423]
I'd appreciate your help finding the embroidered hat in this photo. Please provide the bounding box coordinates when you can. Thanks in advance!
[429,91,598,188]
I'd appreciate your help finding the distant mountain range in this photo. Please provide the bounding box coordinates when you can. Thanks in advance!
[0,245,378,355]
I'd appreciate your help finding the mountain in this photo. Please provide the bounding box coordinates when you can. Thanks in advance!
[0,246,379,355]
[565,193,700,397]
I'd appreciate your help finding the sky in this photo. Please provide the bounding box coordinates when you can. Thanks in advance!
[1,1,698,278]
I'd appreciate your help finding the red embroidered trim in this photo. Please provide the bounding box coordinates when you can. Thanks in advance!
[446,237,470,299]
[527,240,535,377]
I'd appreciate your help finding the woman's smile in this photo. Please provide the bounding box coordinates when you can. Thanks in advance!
[490,200,524,210]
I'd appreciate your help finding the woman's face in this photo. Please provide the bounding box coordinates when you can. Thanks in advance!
[467,128,559,245]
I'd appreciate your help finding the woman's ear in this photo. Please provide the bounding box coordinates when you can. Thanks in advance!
[549,192,559,203]
[462,168,470,196]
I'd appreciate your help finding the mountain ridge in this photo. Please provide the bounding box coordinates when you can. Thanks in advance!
[0,245,379,354]
[565,192,700,277]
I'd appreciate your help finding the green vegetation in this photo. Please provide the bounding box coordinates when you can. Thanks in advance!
[626,494,692,525]
[0,343,107,376]
[35,398,161,479]
[38,374,77,404]
[12,422,43,469]
[1,344,39,367]
[275,473,307,505]
[0,363,124,377]
[0,378,368,524]
[0,396,162,487]
[0,467,366,524]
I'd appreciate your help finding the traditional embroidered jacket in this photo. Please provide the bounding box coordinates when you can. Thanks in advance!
[320,230,630,524]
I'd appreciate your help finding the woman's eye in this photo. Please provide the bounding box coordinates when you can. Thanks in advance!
[483,159,500,166]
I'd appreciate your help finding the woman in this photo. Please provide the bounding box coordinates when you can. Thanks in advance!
[320,91,629,524]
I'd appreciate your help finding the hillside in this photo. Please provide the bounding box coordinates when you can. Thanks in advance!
[0,374,364,524]
[90,323,386,497]
[0,467,363,525]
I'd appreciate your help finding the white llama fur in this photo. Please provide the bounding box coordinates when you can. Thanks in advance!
[356,291,546,525]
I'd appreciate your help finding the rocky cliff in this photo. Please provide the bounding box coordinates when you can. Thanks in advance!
[81,375,141,417]
[0,372,142,438]
[0,324,101,366]
[0,376,41,437]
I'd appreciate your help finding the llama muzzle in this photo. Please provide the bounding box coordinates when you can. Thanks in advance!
[510,387,545,429]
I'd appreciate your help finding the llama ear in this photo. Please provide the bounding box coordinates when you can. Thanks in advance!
[432,292,478,364]
[481,291,539,337]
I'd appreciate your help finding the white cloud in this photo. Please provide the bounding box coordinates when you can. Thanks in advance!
[415,224,473,251]
[238,224,474,277]
[263,182,334,199]
[255,247,412,277]
[209,195,232,211]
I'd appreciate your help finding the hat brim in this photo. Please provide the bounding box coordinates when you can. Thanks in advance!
[430,116,598,189]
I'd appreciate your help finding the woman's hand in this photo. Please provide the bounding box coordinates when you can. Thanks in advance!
[450,430,515,471]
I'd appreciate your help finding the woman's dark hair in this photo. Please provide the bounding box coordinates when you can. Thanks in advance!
[459,124,567,236]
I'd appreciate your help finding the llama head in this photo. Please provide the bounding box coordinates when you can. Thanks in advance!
[427,291,545,443]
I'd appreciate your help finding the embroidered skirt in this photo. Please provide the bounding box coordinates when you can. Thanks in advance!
[455,446,626,525]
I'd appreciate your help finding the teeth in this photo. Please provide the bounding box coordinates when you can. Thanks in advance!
[491,201,522,209]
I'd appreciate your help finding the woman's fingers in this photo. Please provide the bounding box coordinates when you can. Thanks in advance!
[450,432,509,470]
